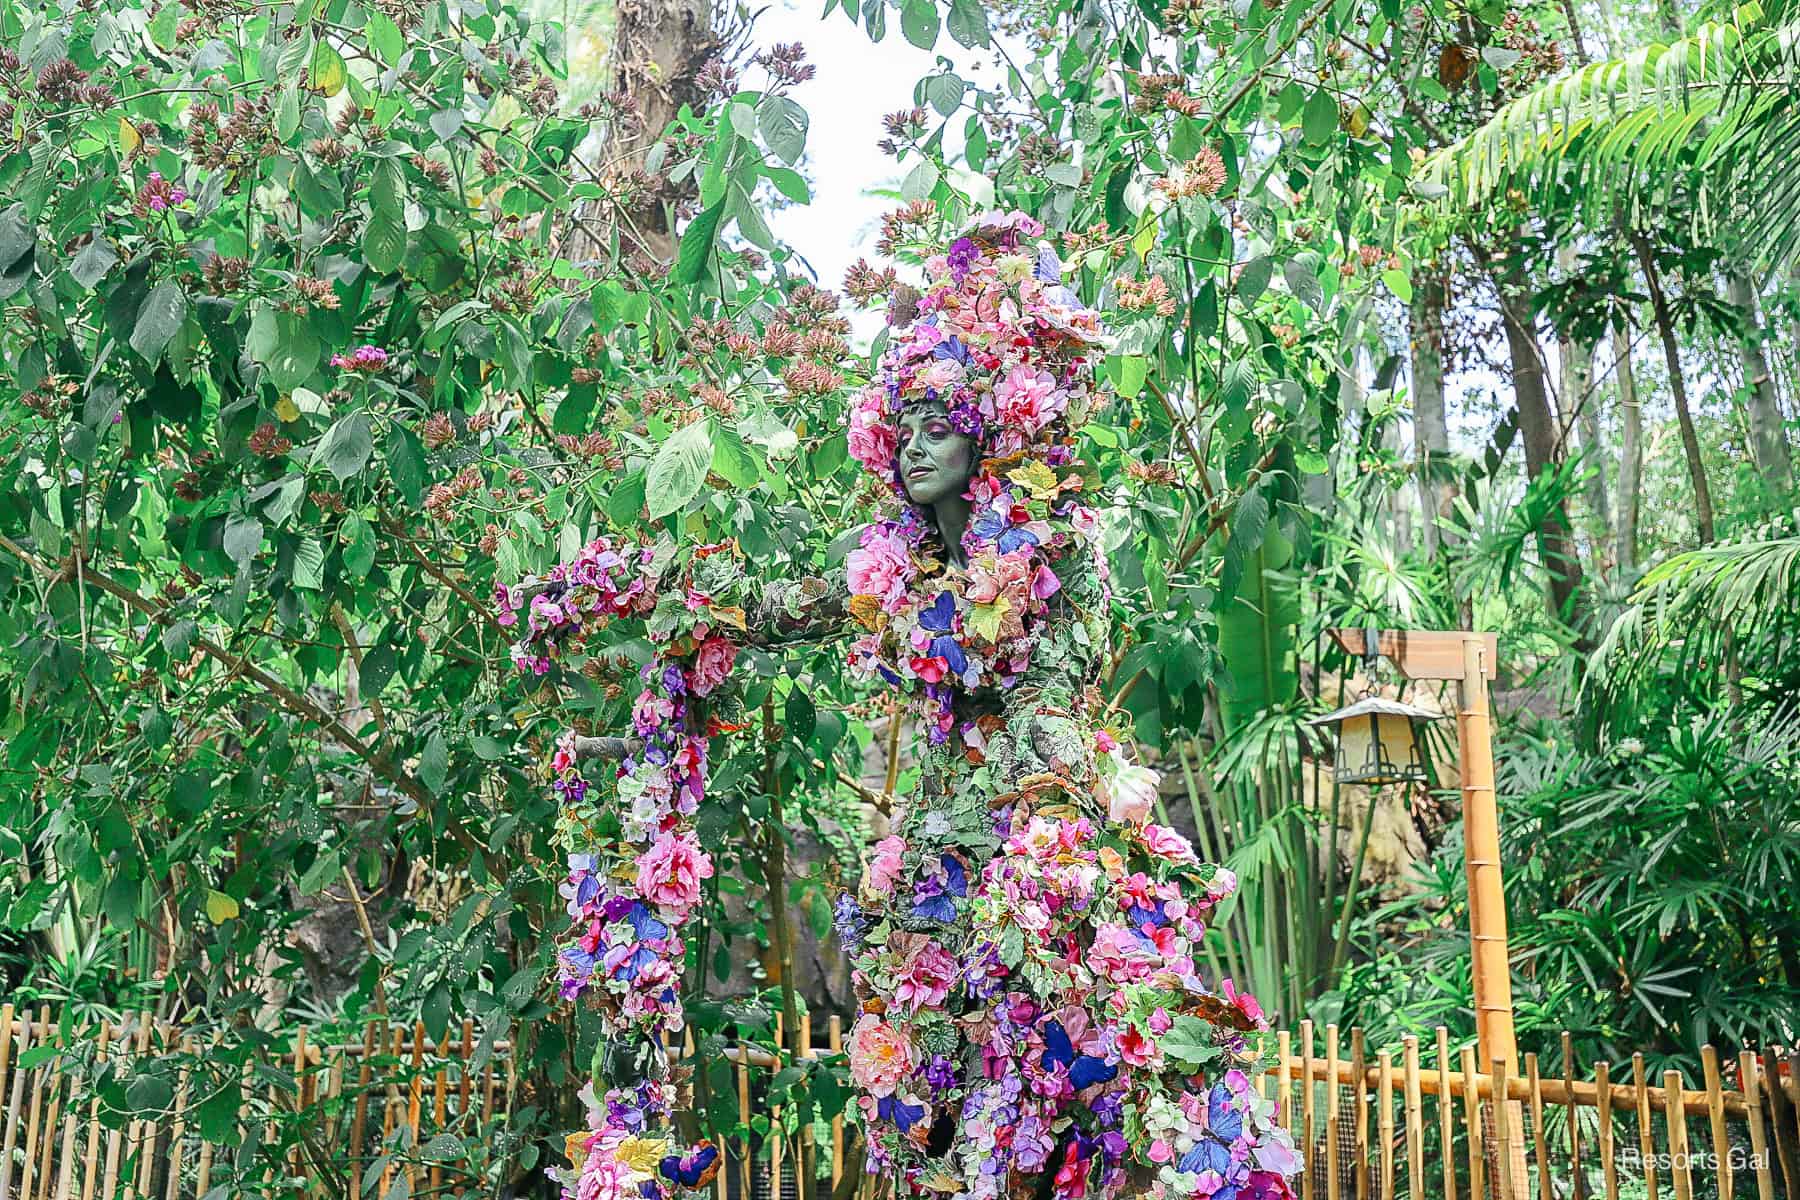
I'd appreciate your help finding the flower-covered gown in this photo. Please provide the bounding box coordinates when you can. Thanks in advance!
[833,543,1301,1200]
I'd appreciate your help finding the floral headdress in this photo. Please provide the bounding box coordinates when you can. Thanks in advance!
[842,212,1115,734]
[846,209,1112,490]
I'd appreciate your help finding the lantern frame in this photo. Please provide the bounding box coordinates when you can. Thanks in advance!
[1308,694,1444,787]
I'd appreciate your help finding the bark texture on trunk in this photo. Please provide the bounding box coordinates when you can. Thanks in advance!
[1632,232,1716,545]
[1614,320,1643,578]
[1411,266,1452,560]
[1488,249,1591,645]
[1726,272,1796,502]
[1564,323,1613,575]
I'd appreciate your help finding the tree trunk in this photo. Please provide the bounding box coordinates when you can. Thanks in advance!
[1486,245,1591,645]
[596,0,721,264]
[1631,232,1716,545]
[1726,272,1796,502]
[1411,266,1453,559]
[1614,318,1644,578]
[1556,245,1612,574]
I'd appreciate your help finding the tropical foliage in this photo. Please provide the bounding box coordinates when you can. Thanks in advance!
[1,0,1797,1190]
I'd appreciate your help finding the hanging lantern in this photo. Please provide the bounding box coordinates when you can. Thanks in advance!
[1308,695,1443,787]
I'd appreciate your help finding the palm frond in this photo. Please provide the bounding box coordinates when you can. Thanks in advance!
[1417,2,1800,267]
[1587,535,1800,695]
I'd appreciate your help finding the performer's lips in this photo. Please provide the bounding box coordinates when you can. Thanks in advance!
[906,465,933,481]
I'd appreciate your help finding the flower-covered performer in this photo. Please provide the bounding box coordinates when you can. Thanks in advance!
[832,212,1301,1200]
[504,210,1302,1200]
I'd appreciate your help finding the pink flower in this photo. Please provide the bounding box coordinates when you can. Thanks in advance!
[634,830,713,921]
[330,344,389,372]
[892,934,958,1012]
[1094,730,1118,753]
[688,635,736,696]
[1140,823,1198,865]
[847,1015,912,1097]
[864,835,906,896]
[1105,762,1160,826]
[846,525,915,613]
[1221,978,1267,1029]
[846,391,897,473]
[1088,923,1154,984]
[991,364,1066,436]
[1118,1023,1161,1067]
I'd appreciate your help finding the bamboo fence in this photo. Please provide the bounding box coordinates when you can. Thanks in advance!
[2,1004,1796,1200]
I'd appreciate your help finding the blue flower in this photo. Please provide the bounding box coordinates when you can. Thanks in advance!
[918,591,956,632]
[626,902,669,941]
[1069,1055,1117,1090]
[932,335,972,365]
[1208,1083,1244,1141]
[1178,1138,1233,1176]
[877,1095,926,1132]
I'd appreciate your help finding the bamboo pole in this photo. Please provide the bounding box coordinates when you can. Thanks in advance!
[1302,1021,1316,1200]
[1635,1054,1660,1200]
[1562,1033,1583,1200]
[1436,1028,1457,1200]
[1326,1024,1340,1200]
[349,1020,376,1170]
[1278,1030,1293,1135]
[1404,1036,1424,1200]
[1665,1069,1693,1200]
[430,1030,451,1194]
[1596,1061,1617,1200]
[1461,1047,1486,1200]
[1458,635,1515,1074]
[34,1008,64,1200]
[1702,1046,1733,1200]
[121,1013,152,1200]
[1525,1053,1548,1200]
[736,1054,752,1200]
[1378,1050,1395,1200]
[80,1024,110,1200]
[830,1014,844,1190]
[800,1010,817,1199]
[1494,1059,1518,1200]
[1353,1028,1369,1200]
[1257,1048,1748,1117]
[1737,1051,1775,1200]
[2,1009,32,1200]
[54,1111,80,1200]
[162,1042,193,1200]
[0,1003,13,1177]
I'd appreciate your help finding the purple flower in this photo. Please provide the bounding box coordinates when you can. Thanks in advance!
[946,237,980,283]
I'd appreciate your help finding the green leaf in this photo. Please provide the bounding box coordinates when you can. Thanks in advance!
[363,209,406,276]
[765,167,810,204]
[1236,256,1273,303]
[1381,267,1413,303]
[1158,1015,1224,1068]
[420,731,449,795]
[674,203,725,285]
[1283,260,1324,311]
[130,279,186,363]
[147,2,179,50]
[757,96,809,165]
[422,1134,464,1162]
[1302,89,1338,145]
[902,159,940,202]
[310,41,348,96]
[1106,354,1148,399]
[224,513,263,566]
[341,512,376,579]
[710,423,760,488]
[901,0,940,49]
[314,412,374,481]
[646,419,714,519]
[946,0,990,47]
[205,890,240,925]
[69,238,117,288]
[786,687,817,743]
[297,847,341,896]
[293,536,326,589]
[366,12,405,64]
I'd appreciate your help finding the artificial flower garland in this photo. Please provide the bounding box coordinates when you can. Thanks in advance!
[498,536,749,1200]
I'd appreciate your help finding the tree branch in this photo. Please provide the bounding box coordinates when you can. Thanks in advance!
[0,534,494,875]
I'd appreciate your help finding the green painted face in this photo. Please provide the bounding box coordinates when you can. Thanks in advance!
[896,403,977,508]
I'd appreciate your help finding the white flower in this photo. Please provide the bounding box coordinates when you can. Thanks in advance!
[1105,759,1161,825]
